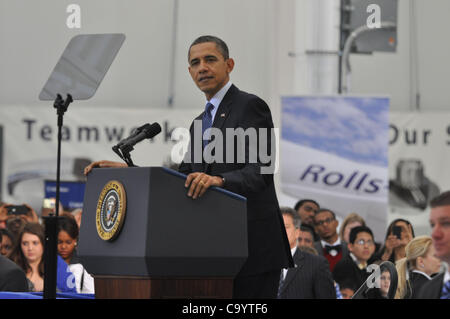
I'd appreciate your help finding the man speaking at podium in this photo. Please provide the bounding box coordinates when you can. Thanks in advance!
[84,35,293,299]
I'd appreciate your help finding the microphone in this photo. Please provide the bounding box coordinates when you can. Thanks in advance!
[117,122,162,152]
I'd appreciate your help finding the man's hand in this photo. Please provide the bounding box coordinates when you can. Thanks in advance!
[185,172,224,199]
[84,160,127,176]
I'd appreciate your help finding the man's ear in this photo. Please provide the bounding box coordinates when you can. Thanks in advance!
[348,242,353,253]
[226,58,235,73]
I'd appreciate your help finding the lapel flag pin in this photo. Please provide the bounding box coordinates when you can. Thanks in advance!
[220,113,225,117]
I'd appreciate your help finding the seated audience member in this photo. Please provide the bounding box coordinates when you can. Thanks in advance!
[366,267,393,299]
[395,235,441,299]
[278,207,336,299]
[57,216,94,293]
[313,208,348,272]
[374,219,415,264]
[417,191,450,299]
[0,203,38,230]
[333,226,376,291]
[339,213,365,245]
[294,199,320,241]
[298,224,315,249]
[9,222,45,292]
[339,281,357,299]
[0,229,15,257]
[0,231,29,292]
[379,268,391,298]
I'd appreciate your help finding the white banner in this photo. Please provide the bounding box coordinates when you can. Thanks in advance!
[389,112,450,236]
[0,105,199,213]
[280,96,390,241]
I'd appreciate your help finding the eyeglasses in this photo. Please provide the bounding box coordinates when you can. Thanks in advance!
[355,239,374,246]
[315,217,335,226]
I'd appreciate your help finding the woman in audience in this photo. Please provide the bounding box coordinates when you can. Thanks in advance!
[395,235,441,299]
[9,222,45,292]
[57,215,95,294]
[0,228,14,257]
[375,218,415,263]
[339,213,366,244]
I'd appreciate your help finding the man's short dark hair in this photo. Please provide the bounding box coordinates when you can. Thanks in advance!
[315,208,336,220]
[294,199,320,212]
[188,35,229,60]
[430,190,450,208]
[299,224,315,238]
[280,206,300,228]
[349,226,374,244]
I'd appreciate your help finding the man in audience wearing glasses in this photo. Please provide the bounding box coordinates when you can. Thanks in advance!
[332,226,376,291]
[313,208,348,272]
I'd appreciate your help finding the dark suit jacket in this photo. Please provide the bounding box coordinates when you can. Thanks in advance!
[278,249,336,299]
[179,84,293,277]
[332,254,369,291]
[0,255,28,292]
[408,271,431,299]
[416,272,444,299]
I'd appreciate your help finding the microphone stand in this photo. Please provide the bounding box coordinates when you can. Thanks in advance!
[43,93,73,299]
[112,143,135,167]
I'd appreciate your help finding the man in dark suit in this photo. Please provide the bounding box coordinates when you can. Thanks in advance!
[180,35,293,298]
[417,191,450,299]
[277,207,336,299]
[0,232,29,292]
[84,35,293,298]
[313,209,348,272]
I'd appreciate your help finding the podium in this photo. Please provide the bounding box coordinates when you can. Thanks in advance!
[78,167,248,299]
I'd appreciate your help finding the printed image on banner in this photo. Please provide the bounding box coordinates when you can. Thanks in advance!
[280,96,389,240]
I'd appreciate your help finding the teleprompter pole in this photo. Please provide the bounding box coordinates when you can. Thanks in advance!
[43,94,72,299]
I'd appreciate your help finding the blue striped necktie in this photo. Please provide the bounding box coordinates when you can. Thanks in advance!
[440,280,450,299]
[202,102,214,149]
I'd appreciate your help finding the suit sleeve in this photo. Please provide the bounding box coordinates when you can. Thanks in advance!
[0,268,29,292]
[314,255,337,299]
[220,97,275,195]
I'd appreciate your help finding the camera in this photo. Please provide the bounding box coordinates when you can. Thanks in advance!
[6,205,30,216]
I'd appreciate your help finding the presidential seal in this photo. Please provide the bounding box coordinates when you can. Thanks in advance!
[96,180,127,241]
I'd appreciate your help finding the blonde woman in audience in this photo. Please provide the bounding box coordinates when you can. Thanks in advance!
[339,213,366,244]
[395,235,441,299]
[9,222,45,292]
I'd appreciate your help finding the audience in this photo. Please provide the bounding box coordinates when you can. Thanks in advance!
[313,208,348,272]
[1,186,449,299]
[278,207,336,299]
[333,226,376,291]
[395,235,441,299]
